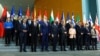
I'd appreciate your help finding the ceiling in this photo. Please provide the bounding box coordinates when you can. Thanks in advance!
[0,0,35,15]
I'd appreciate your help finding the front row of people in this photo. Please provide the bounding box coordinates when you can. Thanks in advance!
[3,17,97,52]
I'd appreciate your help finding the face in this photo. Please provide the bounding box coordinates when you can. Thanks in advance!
[43,18,47,22]
[23,19,27,23]
[6,17,10,22]
[71,25,74,28]
[93,26,95,29]
[18,17,22,20]
[85,24,88,27]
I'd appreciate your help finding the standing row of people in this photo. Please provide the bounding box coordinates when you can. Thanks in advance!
[2,16,98,52]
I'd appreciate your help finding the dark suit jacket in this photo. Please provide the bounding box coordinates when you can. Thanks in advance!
[40,21,50,35]
[75,24,81,36]
[51,24,59,36]
[61,26,67,40]
[19,23,28,34]
[14,20,22,32]
[28,21,39,36]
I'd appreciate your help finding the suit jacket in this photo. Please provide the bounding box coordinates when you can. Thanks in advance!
[28,21,39,36]
[75,24,81,36]
[61,26,67,40]
[84,27,90,35]
[40,21,50,35]
[14,20,22,32]
[19,23,28,34]
[51,24,59,36]
[91,28,97,38]
[69,28,76,39]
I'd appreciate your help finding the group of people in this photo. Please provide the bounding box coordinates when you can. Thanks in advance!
[0,16,98,52]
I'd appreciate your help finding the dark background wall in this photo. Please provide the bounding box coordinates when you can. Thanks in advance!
[34,0,82,21]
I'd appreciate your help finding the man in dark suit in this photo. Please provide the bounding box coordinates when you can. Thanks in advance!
[28,19,39,52]
[14,17,22,46]
[40,19,50,51]
[61,21,67,51]
[10,16,15,42]
[84,23,91,50]
[51,21,59,51]
[65,20,71,46]
[58,22,62,46]
[19,18,28,52]
[75,22,82,50]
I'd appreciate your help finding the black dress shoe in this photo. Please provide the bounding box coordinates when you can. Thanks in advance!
[24,50,27,52]
[41,49,44,52]
[31,50,33,52]
[46,49,49,52]
[34,50,36,52]
[19,50,22,52]
[64,49,66,51]
[23,50,27,52]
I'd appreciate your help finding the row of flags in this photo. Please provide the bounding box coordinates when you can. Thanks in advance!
[0,6,79,24]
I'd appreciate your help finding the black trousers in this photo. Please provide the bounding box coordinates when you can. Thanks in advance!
[60,36,66,51]
[76,35,83,50]
[19,33,27,52]
[91,38,97,50]
[70,38,76,50]
[52,36,58,51]
[11,28,14,41]
[85,35,90,50]
[5,29,12,45]
[30,35,37,52]
[15,31,20,46]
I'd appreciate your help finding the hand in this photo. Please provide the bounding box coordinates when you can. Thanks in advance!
[64,32,67,34]
[81,33,83,35]
[41,33,42,36]
[15,30,17,33]
[23,30,27,32]
[38,34,40,36]
[58,34,59,38]
[29,33,31,36]
[52,34,54,38]
[88,33,90,35]
[49,33,51,36]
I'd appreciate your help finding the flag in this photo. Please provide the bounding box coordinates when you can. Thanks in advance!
[18,8,23,17]
[10,6,15,17]
[88,14,93,26]
[95,15,100,41]
[98,26,100,38]
[33,8,36,21]
[37,9,42,21]
[61,12,65,24]
[71,13,75,26]
[66,12,70,23]
[83,14,87,25]
[1,6,7,21]
[7,12,10,18]
[49,10,54,23]
[26,6,30,18]
[76,15,80,23]
[55,11,60,22]
[0,21,4,38]
[43,10,48,21]
[0,4,3,18]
